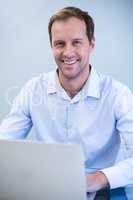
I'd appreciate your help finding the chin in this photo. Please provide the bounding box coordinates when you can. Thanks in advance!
[63,72,80,80]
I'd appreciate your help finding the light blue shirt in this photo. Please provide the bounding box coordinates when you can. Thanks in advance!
[0,67,133,189]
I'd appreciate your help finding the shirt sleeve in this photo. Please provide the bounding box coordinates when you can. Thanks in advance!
[0,81,33,139]
[101,85,133,189]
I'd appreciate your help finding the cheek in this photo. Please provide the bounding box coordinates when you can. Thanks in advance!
[79,52,89,64]
[53,53,62,64]
[52,52,59,61]
[78,51,86,59]
[53,49,61,58]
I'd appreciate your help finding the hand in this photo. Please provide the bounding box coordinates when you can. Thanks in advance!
[85,171,109,193]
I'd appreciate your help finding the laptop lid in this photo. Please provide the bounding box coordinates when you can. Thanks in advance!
[0,140,87,200]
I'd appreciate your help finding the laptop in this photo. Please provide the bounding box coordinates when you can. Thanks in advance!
[0,140,87,200]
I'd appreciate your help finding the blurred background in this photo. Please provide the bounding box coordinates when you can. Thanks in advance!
[0,0,133,198]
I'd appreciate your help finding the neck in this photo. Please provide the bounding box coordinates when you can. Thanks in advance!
[58,65,91,98]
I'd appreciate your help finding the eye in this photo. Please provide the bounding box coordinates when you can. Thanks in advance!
[54,41,65,48]
[73,40,82,46]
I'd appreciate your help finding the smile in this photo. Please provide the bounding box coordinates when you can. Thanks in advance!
[62,59,78,65]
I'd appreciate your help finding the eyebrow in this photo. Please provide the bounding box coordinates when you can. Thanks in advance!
[72,38,83,41]
[53,38,83,43]
[53,40,64,45]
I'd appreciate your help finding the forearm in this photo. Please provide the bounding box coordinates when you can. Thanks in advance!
[101,157,133,189]
[86,155,133,193]
[86,171,110,193]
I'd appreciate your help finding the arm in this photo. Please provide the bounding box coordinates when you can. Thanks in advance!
[86,85,133,192]
[101,85,133,189]
[0,81,33,139]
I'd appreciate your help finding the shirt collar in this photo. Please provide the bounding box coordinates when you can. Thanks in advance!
[82,66,101,99]
[46,69,58,94]
[46,67,101,99]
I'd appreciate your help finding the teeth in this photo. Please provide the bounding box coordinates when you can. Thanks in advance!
[63,60,77,64]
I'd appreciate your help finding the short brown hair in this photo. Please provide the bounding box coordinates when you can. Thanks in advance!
[48,7,95,45]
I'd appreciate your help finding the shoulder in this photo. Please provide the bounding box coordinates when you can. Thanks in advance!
[98,72,133,117]
[98,72,132,98]
[21,70,56,92]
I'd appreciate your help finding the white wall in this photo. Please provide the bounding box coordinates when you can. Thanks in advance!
[1,0,133,119]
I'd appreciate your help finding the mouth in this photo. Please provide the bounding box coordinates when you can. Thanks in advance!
[61,58,79,65]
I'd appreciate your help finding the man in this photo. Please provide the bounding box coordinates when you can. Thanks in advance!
[0,7,133,199]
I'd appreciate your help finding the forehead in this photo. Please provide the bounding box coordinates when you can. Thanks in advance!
[51,17,87,40]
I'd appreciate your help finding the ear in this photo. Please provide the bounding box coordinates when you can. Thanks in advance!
[90,37,95,49]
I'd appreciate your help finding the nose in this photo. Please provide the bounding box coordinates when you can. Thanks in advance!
[62,44,75,58]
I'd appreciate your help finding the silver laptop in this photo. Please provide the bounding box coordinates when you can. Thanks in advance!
[0,140,87,200]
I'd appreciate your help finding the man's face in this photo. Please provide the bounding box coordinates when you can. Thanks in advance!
[51,17,95,81]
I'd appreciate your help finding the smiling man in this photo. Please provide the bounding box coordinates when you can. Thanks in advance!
[51,16,95,98]
[49,9,95,98]
[0,7,133,200]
